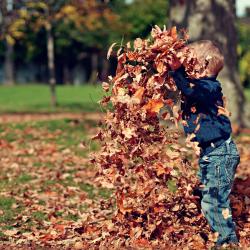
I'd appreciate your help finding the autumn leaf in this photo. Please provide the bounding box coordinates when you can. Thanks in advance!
[102,82,110,92]
[132,238,151,248]
[217,105,231,117]
[117,193,133,215]
[107,42,117,59]
[122,127,136,139]
[156,61,166,73]
[134,38,143,50]
[170,26,177,40]
[132,86,145,104]
[143,99,164,114]
[191,106,197,113]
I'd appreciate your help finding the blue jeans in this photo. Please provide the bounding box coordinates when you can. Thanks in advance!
[197,137,240,246]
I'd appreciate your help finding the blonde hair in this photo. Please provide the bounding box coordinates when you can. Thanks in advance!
[186,40,224,76]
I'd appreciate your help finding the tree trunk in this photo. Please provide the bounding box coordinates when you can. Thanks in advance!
[4,41,15,86]
[89,52,98,84]
[100,53,109,81]
[46,24,57,107]
[169,0,247,127]
[63,63,71,85]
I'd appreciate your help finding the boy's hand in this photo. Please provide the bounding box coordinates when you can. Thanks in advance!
[169,46,193,71]
[168,46,189,71]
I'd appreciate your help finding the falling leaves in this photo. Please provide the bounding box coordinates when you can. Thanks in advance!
[83,26,214,248]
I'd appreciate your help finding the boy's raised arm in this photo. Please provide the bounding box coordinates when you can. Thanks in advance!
[169,66,196,96]
[169,66,221,101]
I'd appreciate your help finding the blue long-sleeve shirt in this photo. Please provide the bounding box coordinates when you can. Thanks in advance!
[169,67,232,156]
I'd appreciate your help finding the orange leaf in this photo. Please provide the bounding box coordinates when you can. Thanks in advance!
[170,26,177,40]
[132,86,145,103]
[217,105,231,117]
[117,193,133,215]
[164,99,174,106]
[133,238,151,247]
[154,163,171,176]
[156,61,166,73]
[191,106,197,113]
[153,205,165,213]
[143,99,164,114]
[54,224,66,233]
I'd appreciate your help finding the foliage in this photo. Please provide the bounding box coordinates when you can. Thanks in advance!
[0,0,167,63]
[0,0,27,45]
[13,0,123,60]
[1,0,250,89]
[111,0,167,40]
[237,22,250,87]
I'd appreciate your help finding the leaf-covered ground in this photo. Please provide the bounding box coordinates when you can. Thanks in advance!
[0,117,250,249]
[0,118,114,249]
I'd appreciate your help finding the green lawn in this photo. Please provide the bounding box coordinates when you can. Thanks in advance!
[0,84,105,113]
[0,84,249,114]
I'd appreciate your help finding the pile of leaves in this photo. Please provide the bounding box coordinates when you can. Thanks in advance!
[81,26,219,249]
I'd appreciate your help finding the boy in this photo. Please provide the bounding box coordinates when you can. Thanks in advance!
[169,40,241,247]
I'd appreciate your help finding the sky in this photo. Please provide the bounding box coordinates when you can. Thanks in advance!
[236,0,250,17]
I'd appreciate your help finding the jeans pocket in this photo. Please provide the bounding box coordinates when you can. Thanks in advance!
[217,155,238,187]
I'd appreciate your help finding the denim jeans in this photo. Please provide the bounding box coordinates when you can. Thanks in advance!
[197,137,240,246]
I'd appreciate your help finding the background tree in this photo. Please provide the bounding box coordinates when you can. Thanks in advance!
[237,12,250,88]
[169,0,248,126]
[61,0,123,84]
[0,0,26,85]
[114,0,167,40]
[25,1,69,107]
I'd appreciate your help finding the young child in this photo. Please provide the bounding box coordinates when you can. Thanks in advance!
[169,40,241,247]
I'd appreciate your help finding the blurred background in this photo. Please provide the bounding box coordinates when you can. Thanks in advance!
[0,0,249,124]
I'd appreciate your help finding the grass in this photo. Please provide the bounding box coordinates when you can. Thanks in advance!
[0,84,105,113]
[0,197,23,226]
[0,84,249,114]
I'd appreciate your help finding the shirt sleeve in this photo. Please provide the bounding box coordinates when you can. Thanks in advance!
[169,66,195,96]
[169,67,221,102]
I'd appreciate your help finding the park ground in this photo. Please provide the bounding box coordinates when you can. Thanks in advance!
[0,85,250,249]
